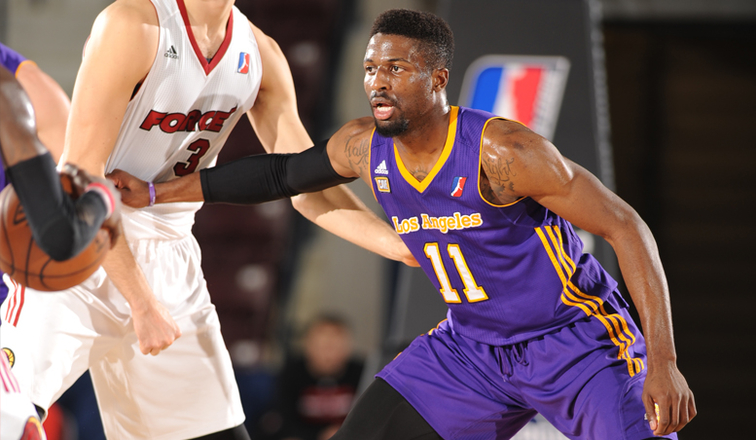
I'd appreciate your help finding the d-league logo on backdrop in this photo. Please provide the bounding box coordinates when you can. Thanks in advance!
[459,55,570,140]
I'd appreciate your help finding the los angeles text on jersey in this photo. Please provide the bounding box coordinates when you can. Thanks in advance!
[139,106,238,133]
[392,212,483,235]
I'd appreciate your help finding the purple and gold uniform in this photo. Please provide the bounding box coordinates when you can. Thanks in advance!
[0,42,31,79]
[0,43,33,307]
[371,106,674,439]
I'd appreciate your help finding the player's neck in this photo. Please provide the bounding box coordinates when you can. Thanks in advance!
[183,0,233,31]
[393,105,452,177]
[395,104,451,153]
[183,0,234,58]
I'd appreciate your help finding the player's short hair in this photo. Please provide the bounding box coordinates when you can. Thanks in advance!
[370,9,454,72]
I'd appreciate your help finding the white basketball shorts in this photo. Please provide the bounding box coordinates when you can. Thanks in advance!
[0,234,245,440]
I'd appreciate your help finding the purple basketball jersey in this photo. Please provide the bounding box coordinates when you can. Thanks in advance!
[370,106,630,347]
[0,42,28,77]
[370,107,668,439]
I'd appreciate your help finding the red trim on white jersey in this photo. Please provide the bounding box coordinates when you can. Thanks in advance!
[4,278,25,327]
[177,0,234,75]
[1,350,20,393]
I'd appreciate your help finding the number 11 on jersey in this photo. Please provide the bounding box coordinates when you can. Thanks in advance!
[424,242,489,303]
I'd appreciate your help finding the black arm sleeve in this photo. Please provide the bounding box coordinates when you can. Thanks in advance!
[5,152,109,261]
[200,139,356,205]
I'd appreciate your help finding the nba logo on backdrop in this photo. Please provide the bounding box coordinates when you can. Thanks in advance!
[459,55,570,140]
[237,52,250,74]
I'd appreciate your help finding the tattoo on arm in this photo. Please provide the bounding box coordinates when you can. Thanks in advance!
[482,155,516,199]
[479,174,497,202]
[345,135,370,176]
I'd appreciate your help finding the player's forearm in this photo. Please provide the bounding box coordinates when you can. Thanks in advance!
[154,172,204,203]
[16,62,71,162]
[609,219,678,365]
[0,67,48,166]
[151,141,352,206]
[6,155,112,261]
[292,186,408,262]
[101,230,159,311]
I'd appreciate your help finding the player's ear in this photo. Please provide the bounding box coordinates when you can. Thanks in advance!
[432,68,449,91]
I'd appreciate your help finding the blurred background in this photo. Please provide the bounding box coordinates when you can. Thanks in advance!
[2,0,754,439]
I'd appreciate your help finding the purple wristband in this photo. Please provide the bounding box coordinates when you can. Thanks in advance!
[148,181,156,207]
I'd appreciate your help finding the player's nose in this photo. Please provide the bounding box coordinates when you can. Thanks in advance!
[367,67,390,91]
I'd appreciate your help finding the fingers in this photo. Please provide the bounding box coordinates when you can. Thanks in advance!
[106,169,151,208]
[651,394,697,436]
[688,394,698,422]
[403,257,420,267]
[644,396,659,433]
[140,343,167,356]
[136,318,182,357]
[138,331,181,356]
[654,401,670,436]
[106,169,127,188]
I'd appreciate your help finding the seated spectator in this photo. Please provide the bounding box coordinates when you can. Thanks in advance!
[275,314,364,440]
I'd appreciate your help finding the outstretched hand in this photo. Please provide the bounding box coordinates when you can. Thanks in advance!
[643,361,697,436]
[61,163,123,248]
[107,169,151,208]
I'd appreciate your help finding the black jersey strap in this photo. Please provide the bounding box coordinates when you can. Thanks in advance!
[200,139,355,205]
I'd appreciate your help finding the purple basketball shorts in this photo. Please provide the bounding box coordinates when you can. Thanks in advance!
[377,298,676,440]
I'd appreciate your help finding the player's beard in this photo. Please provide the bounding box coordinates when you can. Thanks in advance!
[374,116,409,138]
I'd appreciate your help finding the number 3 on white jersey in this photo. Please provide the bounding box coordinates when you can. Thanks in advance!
[424,242,489,303]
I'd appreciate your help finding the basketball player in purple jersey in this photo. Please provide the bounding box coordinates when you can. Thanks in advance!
[0,43,85,304]
[0,63,120,440]
[110,9,696,440]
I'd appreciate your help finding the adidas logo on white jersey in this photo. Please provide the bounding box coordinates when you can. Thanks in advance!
[374,160,389,175]
[164,45,178,59]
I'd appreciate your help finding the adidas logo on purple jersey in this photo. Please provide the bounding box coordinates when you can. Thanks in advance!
[374,160,389,175]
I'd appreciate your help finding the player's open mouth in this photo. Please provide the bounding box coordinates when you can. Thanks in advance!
[373,103,394,121]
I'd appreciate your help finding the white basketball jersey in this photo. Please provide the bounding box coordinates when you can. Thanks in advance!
[106,0,262,240]
[0,352,46,440]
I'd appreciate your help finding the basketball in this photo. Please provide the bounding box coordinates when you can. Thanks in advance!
[0,174,110,291]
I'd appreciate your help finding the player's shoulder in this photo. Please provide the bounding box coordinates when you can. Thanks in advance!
[341,116,375,136]
[96,0,158,30]
[481,118,550,157]
[328,117,375,177]
[246,21,277,51]
[333,117,375,144]
[483,118,534,141]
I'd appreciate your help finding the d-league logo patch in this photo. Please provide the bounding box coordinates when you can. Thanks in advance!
[450,177,467,197]
[375,177,391,193]
[2,347,15,367]
[237,52,250,74]
[459,55,570,140]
